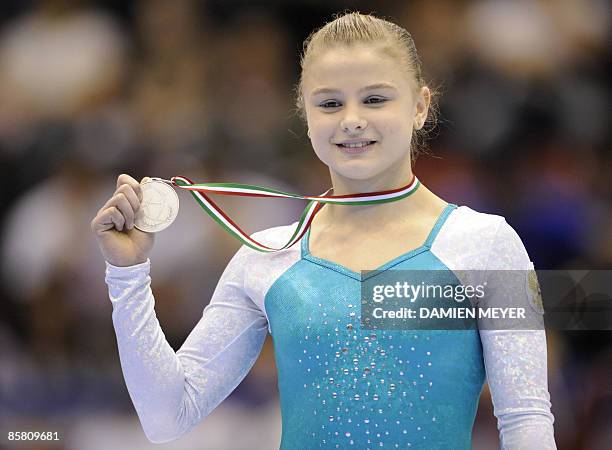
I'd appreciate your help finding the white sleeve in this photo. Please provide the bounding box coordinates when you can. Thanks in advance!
[105,246,268,444]
[478,219,557,449]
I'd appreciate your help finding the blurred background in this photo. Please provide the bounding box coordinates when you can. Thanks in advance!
[0,0,610,449]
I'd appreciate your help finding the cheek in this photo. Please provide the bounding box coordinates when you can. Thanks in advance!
[310,139,333,167]
[308,119,334,161]
[377,109,413,139]
[309,115,336,140]
[379,117,404,138]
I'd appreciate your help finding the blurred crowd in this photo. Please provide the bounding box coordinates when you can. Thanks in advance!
[0,0,610,449]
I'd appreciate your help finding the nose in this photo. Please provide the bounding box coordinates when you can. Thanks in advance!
[340,106,368,134]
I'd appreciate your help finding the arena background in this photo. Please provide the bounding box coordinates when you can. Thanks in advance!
[0,0,610,449]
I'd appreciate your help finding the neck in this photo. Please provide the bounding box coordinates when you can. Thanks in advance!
[328,163,414,197]
[321,163,417,224]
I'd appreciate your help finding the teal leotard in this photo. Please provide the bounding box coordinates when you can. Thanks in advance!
[105,204,556,449]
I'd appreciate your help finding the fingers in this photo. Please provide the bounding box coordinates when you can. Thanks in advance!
[116,173,143,201]
[113,192,136,230]
[92,174,147,234]
[91,206,125,234]
[116,183,141,214]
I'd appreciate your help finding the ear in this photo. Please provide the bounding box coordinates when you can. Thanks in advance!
[414,86,431,130]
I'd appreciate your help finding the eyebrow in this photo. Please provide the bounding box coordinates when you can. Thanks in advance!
[310,83,398,96]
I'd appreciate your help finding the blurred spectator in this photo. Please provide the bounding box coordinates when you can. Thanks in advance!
[210,11,298,179]
[128,0,213,157]
[0,0,130,226]
[0,0,126,137]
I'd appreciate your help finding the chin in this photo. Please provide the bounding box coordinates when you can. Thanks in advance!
[331,162,387,181]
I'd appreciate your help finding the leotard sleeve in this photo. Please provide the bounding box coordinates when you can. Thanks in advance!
[479,219,557,449]
[105,245,268,443]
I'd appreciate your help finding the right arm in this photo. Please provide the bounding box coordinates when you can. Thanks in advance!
[106,248,268,444]
[92,174,269,443]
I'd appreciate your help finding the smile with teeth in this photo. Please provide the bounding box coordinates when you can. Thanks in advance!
[338,141,376,148]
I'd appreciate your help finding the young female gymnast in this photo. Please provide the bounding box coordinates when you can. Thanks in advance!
[91,12,556,449]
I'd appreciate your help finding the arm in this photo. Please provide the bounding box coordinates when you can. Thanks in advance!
[479,220,556,449]
[105,246,268,444]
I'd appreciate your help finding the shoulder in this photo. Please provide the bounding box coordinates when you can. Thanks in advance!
[432,205,530,270]
[235,222,303,323]
[433,205,506,255]
[250,221,302,249]
[224,221,301,271]
[444,205,506,236]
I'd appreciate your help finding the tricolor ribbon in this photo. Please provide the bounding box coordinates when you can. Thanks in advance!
[153,175,420,252]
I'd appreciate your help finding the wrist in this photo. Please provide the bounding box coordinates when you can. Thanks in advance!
[105,256,149,269]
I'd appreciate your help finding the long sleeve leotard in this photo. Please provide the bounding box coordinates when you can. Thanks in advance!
[105,204,556,449]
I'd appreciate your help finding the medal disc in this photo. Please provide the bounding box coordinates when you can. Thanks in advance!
[134,179,179,233]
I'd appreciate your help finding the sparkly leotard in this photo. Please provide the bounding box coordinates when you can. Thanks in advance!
[105,204,556,449]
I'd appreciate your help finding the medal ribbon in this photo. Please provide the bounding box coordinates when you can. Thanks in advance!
[157,175,420,252]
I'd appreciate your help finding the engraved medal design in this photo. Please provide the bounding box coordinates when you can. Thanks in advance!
[134,179,179,233]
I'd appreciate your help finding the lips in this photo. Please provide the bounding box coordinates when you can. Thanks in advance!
[336,140,376,148]
[336,140,376,154]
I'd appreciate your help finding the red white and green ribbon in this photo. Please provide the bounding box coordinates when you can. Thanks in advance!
[154,175,420,252]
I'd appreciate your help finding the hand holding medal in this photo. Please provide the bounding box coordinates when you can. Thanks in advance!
[91,174,157,267]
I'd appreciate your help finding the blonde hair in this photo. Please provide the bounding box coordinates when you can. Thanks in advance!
[295,12,439,160]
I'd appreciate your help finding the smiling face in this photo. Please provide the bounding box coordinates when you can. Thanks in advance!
[302,43,430,184]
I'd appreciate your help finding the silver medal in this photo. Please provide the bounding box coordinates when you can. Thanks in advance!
[134,179,179,233]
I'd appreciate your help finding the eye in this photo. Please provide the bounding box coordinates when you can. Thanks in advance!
[364,96,387,104]
[319,100,342,108]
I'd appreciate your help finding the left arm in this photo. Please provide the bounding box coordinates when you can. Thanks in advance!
[479,219,556,449]
[480,329,555,449]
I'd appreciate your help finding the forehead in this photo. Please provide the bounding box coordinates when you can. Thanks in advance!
[304,44,411,94]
